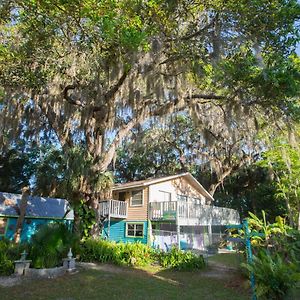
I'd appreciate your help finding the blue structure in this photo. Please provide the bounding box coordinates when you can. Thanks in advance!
[102,219,148,244]
[0,192,73,242]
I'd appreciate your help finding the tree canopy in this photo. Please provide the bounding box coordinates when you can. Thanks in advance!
[0,0,300,234]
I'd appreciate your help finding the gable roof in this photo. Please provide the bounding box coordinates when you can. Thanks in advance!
[0,192,74,220]
[113,173,214,201]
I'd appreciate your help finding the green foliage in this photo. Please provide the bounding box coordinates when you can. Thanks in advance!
[157,246,205,271]
[243,249,300,300]
[74,200,97,240]
[259,138,300,227]
[215,165,286,221]
[79,239,154,267]
[80,239,205,270]
[239,212,300,299]
[29,222,79,269]
[0,239,14,275]
[0,239,28,275]
[0,147,37,193]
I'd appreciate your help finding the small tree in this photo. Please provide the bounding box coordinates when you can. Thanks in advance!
[14,186,30,244]
[260,140,300,229]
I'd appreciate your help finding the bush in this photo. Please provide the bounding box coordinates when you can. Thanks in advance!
[29,222,79,268]
[79,239,115,263]
[79,239,154,267]
[0,239,27,275]
[0,240,14,275]
[243,249,300,300]
[80,240,206,270]
[157,246,206,271]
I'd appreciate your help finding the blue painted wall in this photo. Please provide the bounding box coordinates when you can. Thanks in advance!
[103,219,148,245]
[0,216,72,242]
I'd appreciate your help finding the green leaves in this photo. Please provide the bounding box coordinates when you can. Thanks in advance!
[259,138,300,227]
[80,239,206,270]
[29,222,79,269]
[157,246,206,270]
[74,200,96,240]
[243,249,300,300]
[241,211,300,299]
[80,239,155,267]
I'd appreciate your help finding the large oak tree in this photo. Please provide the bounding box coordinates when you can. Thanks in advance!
[0,0,299,236]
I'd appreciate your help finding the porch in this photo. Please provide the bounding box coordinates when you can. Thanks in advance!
[99,200,128,219]
[149,201,240,226]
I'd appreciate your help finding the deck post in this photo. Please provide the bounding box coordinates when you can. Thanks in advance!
[208,224,212,245]
[108,200,111,238]
[176,201,181,250]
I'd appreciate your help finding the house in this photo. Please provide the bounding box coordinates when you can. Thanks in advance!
[99,173,240,250]
[0,192,74,242]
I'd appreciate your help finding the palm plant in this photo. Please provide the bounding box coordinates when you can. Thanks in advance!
[29,222,79,268]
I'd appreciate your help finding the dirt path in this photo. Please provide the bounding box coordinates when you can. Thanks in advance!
[203,260,239,279]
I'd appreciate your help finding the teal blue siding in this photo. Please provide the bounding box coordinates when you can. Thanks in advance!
[0,216,72,242]
[103,219,148,245]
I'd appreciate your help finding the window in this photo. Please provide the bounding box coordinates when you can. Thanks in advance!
[192,197,204,205]
[0,218,7,235]
[118,192,126,202]
[159,191,171,202]
[126,222,144,238]
[130,190,143,206]
[177,195,188,202]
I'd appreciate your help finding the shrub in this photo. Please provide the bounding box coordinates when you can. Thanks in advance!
[116,242,154,266]
[79,239,154,267]
[157,246,206,271]
[29,222,79,268]
[79,239,116,263]
[243,249,300,300]
[0,240,14,275]
[0,239,27,275]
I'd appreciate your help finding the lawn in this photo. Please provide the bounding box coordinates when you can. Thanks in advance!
[0,263,249,300]
[208,252,244,269]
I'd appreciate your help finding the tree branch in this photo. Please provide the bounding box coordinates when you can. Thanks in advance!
[63,85,85,107]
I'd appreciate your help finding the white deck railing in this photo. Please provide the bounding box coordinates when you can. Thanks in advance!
[99,200,128,219]
[149,201,240,225]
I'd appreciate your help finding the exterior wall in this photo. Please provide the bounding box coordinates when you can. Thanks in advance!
[103,219,148,244]
[0,216,72,242]
[112,187,149,221]
[149,177,206,204]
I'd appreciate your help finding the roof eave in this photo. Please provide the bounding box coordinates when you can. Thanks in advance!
[185,173,214,202]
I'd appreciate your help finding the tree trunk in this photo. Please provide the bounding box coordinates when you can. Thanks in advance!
[297,203,300,231]
[251,196,258,215]
[14,187,30,244]
[73,209,81,235]
[284,196,295,228]
[208,168,233,198]
[88,194,101,239]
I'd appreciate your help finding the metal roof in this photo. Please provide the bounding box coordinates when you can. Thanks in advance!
[0,192,74,220]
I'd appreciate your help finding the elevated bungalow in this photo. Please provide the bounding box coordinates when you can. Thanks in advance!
[99,173,240,250]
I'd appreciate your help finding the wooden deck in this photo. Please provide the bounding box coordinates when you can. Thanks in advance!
[149,201,240,226]
[99,200,128,219]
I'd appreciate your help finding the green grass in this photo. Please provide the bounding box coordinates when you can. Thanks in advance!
[0,265,249,300]
[208,253,244,269]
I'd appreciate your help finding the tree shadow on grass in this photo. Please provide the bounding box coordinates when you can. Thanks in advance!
[0,263,250,300]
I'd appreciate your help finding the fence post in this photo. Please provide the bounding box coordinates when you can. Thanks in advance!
[243,219,257,300]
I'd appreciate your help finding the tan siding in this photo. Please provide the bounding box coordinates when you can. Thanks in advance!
[172,178,206,202]
[113,188,148,221]
[149,178,207,204]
